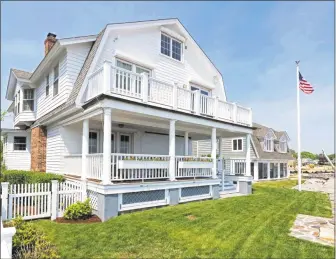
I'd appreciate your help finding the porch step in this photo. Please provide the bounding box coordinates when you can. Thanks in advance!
[219,181,237,192]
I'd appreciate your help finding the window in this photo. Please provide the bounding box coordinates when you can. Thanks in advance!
[53,64,59,96]
[232,138,243,151]
[46,74,50,96]
[13,137,26,151]
[280,163,287,177]
[23,89,34,111]
[89,132,98,154]
[234,162,245,175]
[120,134,131,153]
[14,94,17,116]
[190,86,210,96]
[279,139,287,153]
[264,137,273,152]
[111,133,116,153]
[160,33,182,61]
[17,91,20,115]
[258,162,268,179]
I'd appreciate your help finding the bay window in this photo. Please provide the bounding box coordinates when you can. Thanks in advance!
[161,33,182,61]
[23,89,34,111]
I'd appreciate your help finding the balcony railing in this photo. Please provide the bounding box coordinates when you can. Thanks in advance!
[85,61,252,126]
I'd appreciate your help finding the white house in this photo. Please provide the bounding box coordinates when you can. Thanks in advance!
[2,19,254,220]
[193,122,293,181]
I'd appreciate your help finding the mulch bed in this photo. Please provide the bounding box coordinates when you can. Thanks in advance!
[55,215,101,224]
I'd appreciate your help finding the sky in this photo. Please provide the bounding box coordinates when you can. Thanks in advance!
[1,1,334,154]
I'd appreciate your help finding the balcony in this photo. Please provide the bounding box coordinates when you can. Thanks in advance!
[84,61,252,127]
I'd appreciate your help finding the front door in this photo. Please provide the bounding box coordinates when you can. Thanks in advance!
[119,134,131,154]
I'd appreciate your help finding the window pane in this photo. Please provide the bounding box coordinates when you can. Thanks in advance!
[120,135,130,153]
[54,79,59,96]
[233,140,237,150]
[23,100,34,111]
[54,65,59,79]
[172,39,181,61]
[190,86,199,91]
[111,134,115,153]
[23,89,34,99]
[116,60,132,71]
[89,132,98,154]
[14,137,26,151]
[161,34,171,56]
[238,139,242,151]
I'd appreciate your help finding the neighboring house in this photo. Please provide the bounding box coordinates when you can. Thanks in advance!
[193,122,293,181]
[1,19,254,221]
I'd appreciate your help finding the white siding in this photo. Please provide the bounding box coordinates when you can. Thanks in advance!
[3,132,31,170]
[36,51,68,119]
[36,43,91,119]
[46,125,64,174]
[192,137,257,159]
[94,26,225,101]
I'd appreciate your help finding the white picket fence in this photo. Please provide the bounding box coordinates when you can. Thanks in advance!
[1,180,87,221]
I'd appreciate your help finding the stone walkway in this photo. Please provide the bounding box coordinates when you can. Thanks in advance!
[290,177,335,246]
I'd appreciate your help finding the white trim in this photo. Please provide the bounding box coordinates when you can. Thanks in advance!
[250,137,259,158]
[160,26,186,42]
[114,51,156,69]
[59,35,97,46]
[232,137,244,152]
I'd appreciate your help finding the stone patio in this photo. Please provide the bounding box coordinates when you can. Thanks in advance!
[290,177,335,247]
[290,214,334,246]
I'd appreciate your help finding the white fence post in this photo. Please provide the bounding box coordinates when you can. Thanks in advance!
[194,90,201,115]
[248,107,253,127]
[81,180,87,201]
[214,97,219,119]
[103,61,111,93]
[142,73,149,103]
[172,84,178,110]
[1,219,16,259]
[1,182,9,220]
[51,180,58,220]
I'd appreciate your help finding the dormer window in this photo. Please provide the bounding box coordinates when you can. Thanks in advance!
[263,129,275,152]
[279,135,288,153]
[53,64,59,96]
[161,33,182,61]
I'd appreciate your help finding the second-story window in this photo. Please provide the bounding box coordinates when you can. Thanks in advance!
[17,90,20,115]
[46,74,50,96]
[23,89,34,111]
[279,139,287,153]
[232,138,243,151]
[161,33,182,61]
[53,64,59,96]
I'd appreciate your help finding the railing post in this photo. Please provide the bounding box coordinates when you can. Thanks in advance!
[254,163,258,181]
[194,90,201,115]
[82,119,89,181]
[81,180,87,201]
[267,162,270,180]
[169,120,176,181]
[142,73,149,103]
[245,134,251,176]
[248,107,253,127]
[232,102,237,123]
[103,108,112,185]
[172,84,178,109]
[214,96,219,119]
[211,127,217,179]
[103,61,111,94]
[51,180,58,220]
[184,132,189,156]
[1,182,9,220]
[278,163,281,179]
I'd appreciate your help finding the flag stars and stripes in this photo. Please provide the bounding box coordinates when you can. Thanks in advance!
[299,72,314,94]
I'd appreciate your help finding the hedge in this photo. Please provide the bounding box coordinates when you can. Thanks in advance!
[0,170,65,184]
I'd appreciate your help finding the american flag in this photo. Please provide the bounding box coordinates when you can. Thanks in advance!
[299,72,314,94]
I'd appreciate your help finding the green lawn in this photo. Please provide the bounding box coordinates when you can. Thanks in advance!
[35,180,334,259]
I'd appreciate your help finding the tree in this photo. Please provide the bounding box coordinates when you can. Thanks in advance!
[300,151,318,160]
[328,154,335,160]
[0,110,7,121]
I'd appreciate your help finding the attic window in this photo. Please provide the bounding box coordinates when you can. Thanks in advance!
[161,33,182,61]
[264,136,273,152]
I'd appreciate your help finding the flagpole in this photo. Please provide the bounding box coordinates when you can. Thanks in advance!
[296,60,302,191]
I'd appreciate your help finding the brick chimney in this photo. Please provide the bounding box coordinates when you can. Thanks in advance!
[44,32,57,56]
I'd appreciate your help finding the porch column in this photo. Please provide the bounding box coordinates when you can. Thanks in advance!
[211,127,217,178]
[81,119,89,180]
[184,132,189,156]
[102,108,112,185]
[169,120,176,181]
[245,134,251,176]
[267,162,270,180]
[278,163,281,179]
[254,162,258,181]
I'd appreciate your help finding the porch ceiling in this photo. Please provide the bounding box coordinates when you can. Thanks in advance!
[87,110,247,140]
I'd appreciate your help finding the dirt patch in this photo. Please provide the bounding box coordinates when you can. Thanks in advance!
[55,215,101,224]
[186,215,197,221]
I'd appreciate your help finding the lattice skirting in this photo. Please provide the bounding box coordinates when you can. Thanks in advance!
[87,190,99,210]
[179,185,212,202]
[119,189,169,211]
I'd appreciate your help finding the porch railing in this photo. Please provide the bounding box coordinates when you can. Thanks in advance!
[87,154,103,180]
[111,154,170,181]
[63,155,82,177]
[175,156,213,178]
[85,61,252,126]
[223,159,247,175]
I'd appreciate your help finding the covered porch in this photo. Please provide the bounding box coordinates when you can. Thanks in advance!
[60,103,253,185]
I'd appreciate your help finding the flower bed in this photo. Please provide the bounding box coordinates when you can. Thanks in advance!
[55,215,101,224]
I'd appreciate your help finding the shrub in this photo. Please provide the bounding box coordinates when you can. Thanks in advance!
[64,198,92,220]
[0,170,65,184]
[309,164,315,169]
[9,217,59,259]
